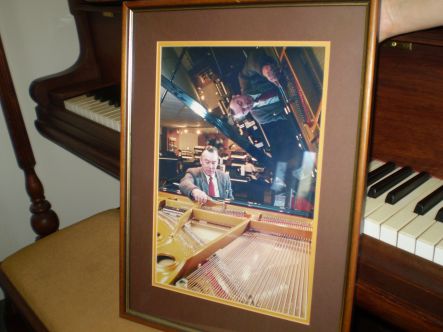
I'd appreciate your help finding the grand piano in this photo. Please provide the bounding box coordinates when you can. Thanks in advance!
[30,0,443,330]
[31,0,122,178]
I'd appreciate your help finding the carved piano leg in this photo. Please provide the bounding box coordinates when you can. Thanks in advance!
[26,169,59,238]
[0,35,59,238]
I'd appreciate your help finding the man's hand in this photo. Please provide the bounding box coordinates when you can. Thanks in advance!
[379,0,443,42]
[261,64,279,84]
[191,188,210,204]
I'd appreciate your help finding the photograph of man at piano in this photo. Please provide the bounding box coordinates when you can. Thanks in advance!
[154,43,328,322]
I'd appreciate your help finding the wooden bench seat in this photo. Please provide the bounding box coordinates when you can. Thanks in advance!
[0,209,158,332]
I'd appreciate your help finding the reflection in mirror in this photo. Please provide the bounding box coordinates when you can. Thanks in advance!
[158,46,325,219]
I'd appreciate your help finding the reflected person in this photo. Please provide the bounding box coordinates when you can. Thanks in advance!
[229,49,303,166]
[230,48,286,125]
[179,146,234,204]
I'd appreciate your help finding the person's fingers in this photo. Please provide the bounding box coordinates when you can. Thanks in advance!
[194,190,207,204]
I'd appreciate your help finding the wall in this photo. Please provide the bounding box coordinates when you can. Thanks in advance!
[0,1,120,299]
[178,132,199,151]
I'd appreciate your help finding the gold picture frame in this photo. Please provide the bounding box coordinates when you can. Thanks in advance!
[120,1,378,331]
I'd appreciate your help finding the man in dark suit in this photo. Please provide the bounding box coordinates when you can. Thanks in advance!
[229,49,310,211]
[230,49,284,125]
[229,49,304,166]
[179,146,234,204]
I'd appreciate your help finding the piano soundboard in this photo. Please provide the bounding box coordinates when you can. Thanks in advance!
[155,192,313,320]
[364,160,443,265]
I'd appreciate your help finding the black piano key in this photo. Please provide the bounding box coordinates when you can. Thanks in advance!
[414,185,443,215]
[367,166,413,198]
[367,161,396,186]
[94,86,114,102]
[108,85,120,106]
[436,208,443,223]
[385,172,430,205]
[86,85,120,106]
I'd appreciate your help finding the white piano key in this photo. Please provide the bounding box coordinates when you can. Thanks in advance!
[415,221,443,261]
[73,99,104,117]
[363,173,418,239]
[88,101,112,112]
[107,111,121,131]
[64,96,91,114]
[98,112,120,131]
[368,159,385,171]
[91,105,117,121]
[85,105,114,122]
[104,110,120,120]
[380,178,443,245]
[361,160,393,234]
[433,239,443,266]
[64,95,94,108]
[70,96,99,109]
[111,118,121,131]
[397,201,443,253]
[365,171,424,238]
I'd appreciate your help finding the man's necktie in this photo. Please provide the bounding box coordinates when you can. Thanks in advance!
[208,176,215,197]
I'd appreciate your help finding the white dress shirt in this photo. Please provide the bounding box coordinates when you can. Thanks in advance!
[203,172,220,197]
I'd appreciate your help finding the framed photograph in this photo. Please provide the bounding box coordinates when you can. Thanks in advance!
[120,0,378,330]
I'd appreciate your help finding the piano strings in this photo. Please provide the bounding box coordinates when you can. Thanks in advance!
[156,194,313,319]
[180,231,310,318]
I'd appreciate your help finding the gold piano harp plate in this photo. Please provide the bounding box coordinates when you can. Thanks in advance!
[121,1,378,331]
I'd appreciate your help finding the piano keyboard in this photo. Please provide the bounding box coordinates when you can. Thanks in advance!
[63,85,121,132]
[363,160,443,265]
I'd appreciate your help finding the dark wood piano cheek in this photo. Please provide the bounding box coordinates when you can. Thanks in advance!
[357,27,443,331]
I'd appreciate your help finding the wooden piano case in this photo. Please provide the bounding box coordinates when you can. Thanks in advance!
[356,28,443,331]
